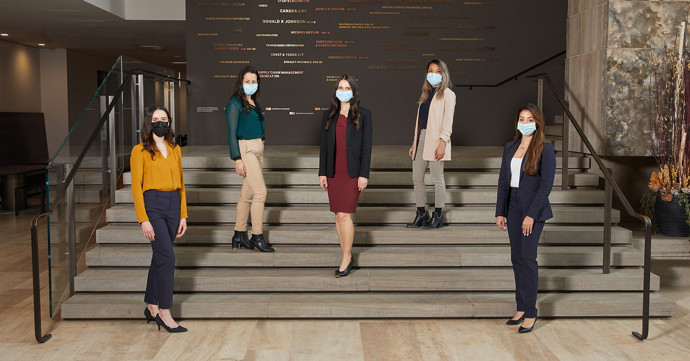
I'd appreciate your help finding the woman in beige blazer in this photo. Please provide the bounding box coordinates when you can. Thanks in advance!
[406,59,456,229]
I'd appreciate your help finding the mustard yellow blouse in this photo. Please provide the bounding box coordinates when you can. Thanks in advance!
[130,142,188,223]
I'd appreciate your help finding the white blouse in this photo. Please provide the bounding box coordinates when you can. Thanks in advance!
[510,158,522,188]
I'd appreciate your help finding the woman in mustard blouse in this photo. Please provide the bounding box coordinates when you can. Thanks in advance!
[130,105,188,333]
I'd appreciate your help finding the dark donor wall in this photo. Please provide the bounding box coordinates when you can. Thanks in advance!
[186,0,566,146]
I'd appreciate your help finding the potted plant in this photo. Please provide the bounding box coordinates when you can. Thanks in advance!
[641,24,690,237]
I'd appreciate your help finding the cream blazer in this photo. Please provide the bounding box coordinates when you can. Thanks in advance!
[411,87,456,161]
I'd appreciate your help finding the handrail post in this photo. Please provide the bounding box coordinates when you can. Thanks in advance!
[603,168,612,274]
[107,96,116,203]
[562,105,569,190]
[30,218,52,343]
[66,163,76,296]
[633,218,652,340]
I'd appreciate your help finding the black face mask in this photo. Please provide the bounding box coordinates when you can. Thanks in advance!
[151,121,169,137]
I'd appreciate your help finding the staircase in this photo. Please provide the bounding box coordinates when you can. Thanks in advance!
[62,146,676,319]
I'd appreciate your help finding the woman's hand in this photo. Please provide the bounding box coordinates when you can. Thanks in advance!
[141,221,155,241]
[319,176,328,191]
[496,216,506,232]
[409,145,414,157]
[522,216,535,236]
[434,139,446,160]
[177,218,187,238]
[235,159,247,177]
[358,177,368,191]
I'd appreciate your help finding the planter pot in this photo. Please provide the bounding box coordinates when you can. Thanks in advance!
[655,193,690,237]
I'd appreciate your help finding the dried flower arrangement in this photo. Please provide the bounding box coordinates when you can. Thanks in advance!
[641,22,690,232]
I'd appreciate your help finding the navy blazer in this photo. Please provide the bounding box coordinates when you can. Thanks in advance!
[319,107,373,179]
[495,140,556,221]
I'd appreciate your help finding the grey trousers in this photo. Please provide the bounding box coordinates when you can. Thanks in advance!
[412,129,446,208]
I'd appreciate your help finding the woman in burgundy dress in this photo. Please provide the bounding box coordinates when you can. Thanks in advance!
[318,74,373,278]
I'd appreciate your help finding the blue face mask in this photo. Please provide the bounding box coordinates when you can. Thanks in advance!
[336,90,353,103]
[426,72,442,86]
[243,83,258,95]
[517,122,537,136]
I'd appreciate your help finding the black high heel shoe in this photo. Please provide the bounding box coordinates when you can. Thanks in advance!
[518,316,537,334]
[250,234,275,252]
[232,230,253,250]
[155,314,188,333]
[406,211,430,228]
[144,307,155,324]
[335,256,354,278]
[506,314,525,325]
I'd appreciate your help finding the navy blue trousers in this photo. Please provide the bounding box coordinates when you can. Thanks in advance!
[143,190,180,309]
[506,188,544,318]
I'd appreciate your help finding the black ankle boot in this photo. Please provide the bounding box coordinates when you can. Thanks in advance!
[423,212,443,229]
[232,231,253,250]
[250,234,275,252]
[406,210,430,228]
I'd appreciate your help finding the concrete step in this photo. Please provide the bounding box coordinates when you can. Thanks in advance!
[61,291,675,319]
[115,188,606,205]
[176,146,590,170]
[84,245,643,268]
[123,170,599,187]
[96,224,633,246]
[73,268,660,292]
[105,205,621,225]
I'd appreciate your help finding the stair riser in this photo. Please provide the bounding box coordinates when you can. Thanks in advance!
[96,227,633,245]
[105,207,621,224]
[123,172,599,187]
[115,189,606,205]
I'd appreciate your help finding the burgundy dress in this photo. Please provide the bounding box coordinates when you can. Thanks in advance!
[327,114,361,213]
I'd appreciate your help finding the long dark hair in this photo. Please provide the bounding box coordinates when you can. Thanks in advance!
[231,65,263,117]
[326,74,361,131]
[513,103,545,175]
[141,104,176,160]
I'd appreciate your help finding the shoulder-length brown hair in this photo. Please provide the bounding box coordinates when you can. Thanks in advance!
[141,104,176,159]
[326,74,361,131]
[514,103,545,175]
[418,59,452,104]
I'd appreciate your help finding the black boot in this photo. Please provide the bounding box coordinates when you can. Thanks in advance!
[423,212,444,229]
[406,210,430,228]
[231,230,253,250]
[250,234,275,252]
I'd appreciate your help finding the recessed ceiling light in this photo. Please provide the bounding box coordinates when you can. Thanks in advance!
[172,61,186,65]
[38,43,46,46]
[1,34,8,37]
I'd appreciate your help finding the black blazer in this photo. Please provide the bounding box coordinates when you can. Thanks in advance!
[495,140,556,222]
[319,107,373,179]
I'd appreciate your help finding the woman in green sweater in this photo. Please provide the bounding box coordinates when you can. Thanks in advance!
[224,65,274,252]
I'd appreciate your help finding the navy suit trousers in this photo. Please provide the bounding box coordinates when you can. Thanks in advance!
[506,188,544,318]
[143,190,180,309]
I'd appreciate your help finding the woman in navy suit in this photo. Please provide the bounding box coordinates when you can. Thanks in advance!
[495,104,555,333]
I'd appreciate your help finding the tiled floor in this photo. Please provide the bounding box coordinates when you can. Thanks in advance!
[1,211,689,361]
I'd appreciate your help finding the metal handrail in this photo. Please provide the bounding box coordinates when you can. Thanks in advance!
[455,51,566,88]
[531,72,653,341]
[29,74,133,343]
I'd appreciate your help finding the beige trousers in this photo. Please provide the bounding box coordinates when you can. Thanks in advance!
[235,139,267,234]
[412,129,446,208]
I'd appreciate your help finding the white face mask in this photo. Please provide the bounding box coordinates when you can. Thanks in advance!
[336,90,353,103]
[243,83,258,95]
[426,72,442,86]
[517,122,537,136]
